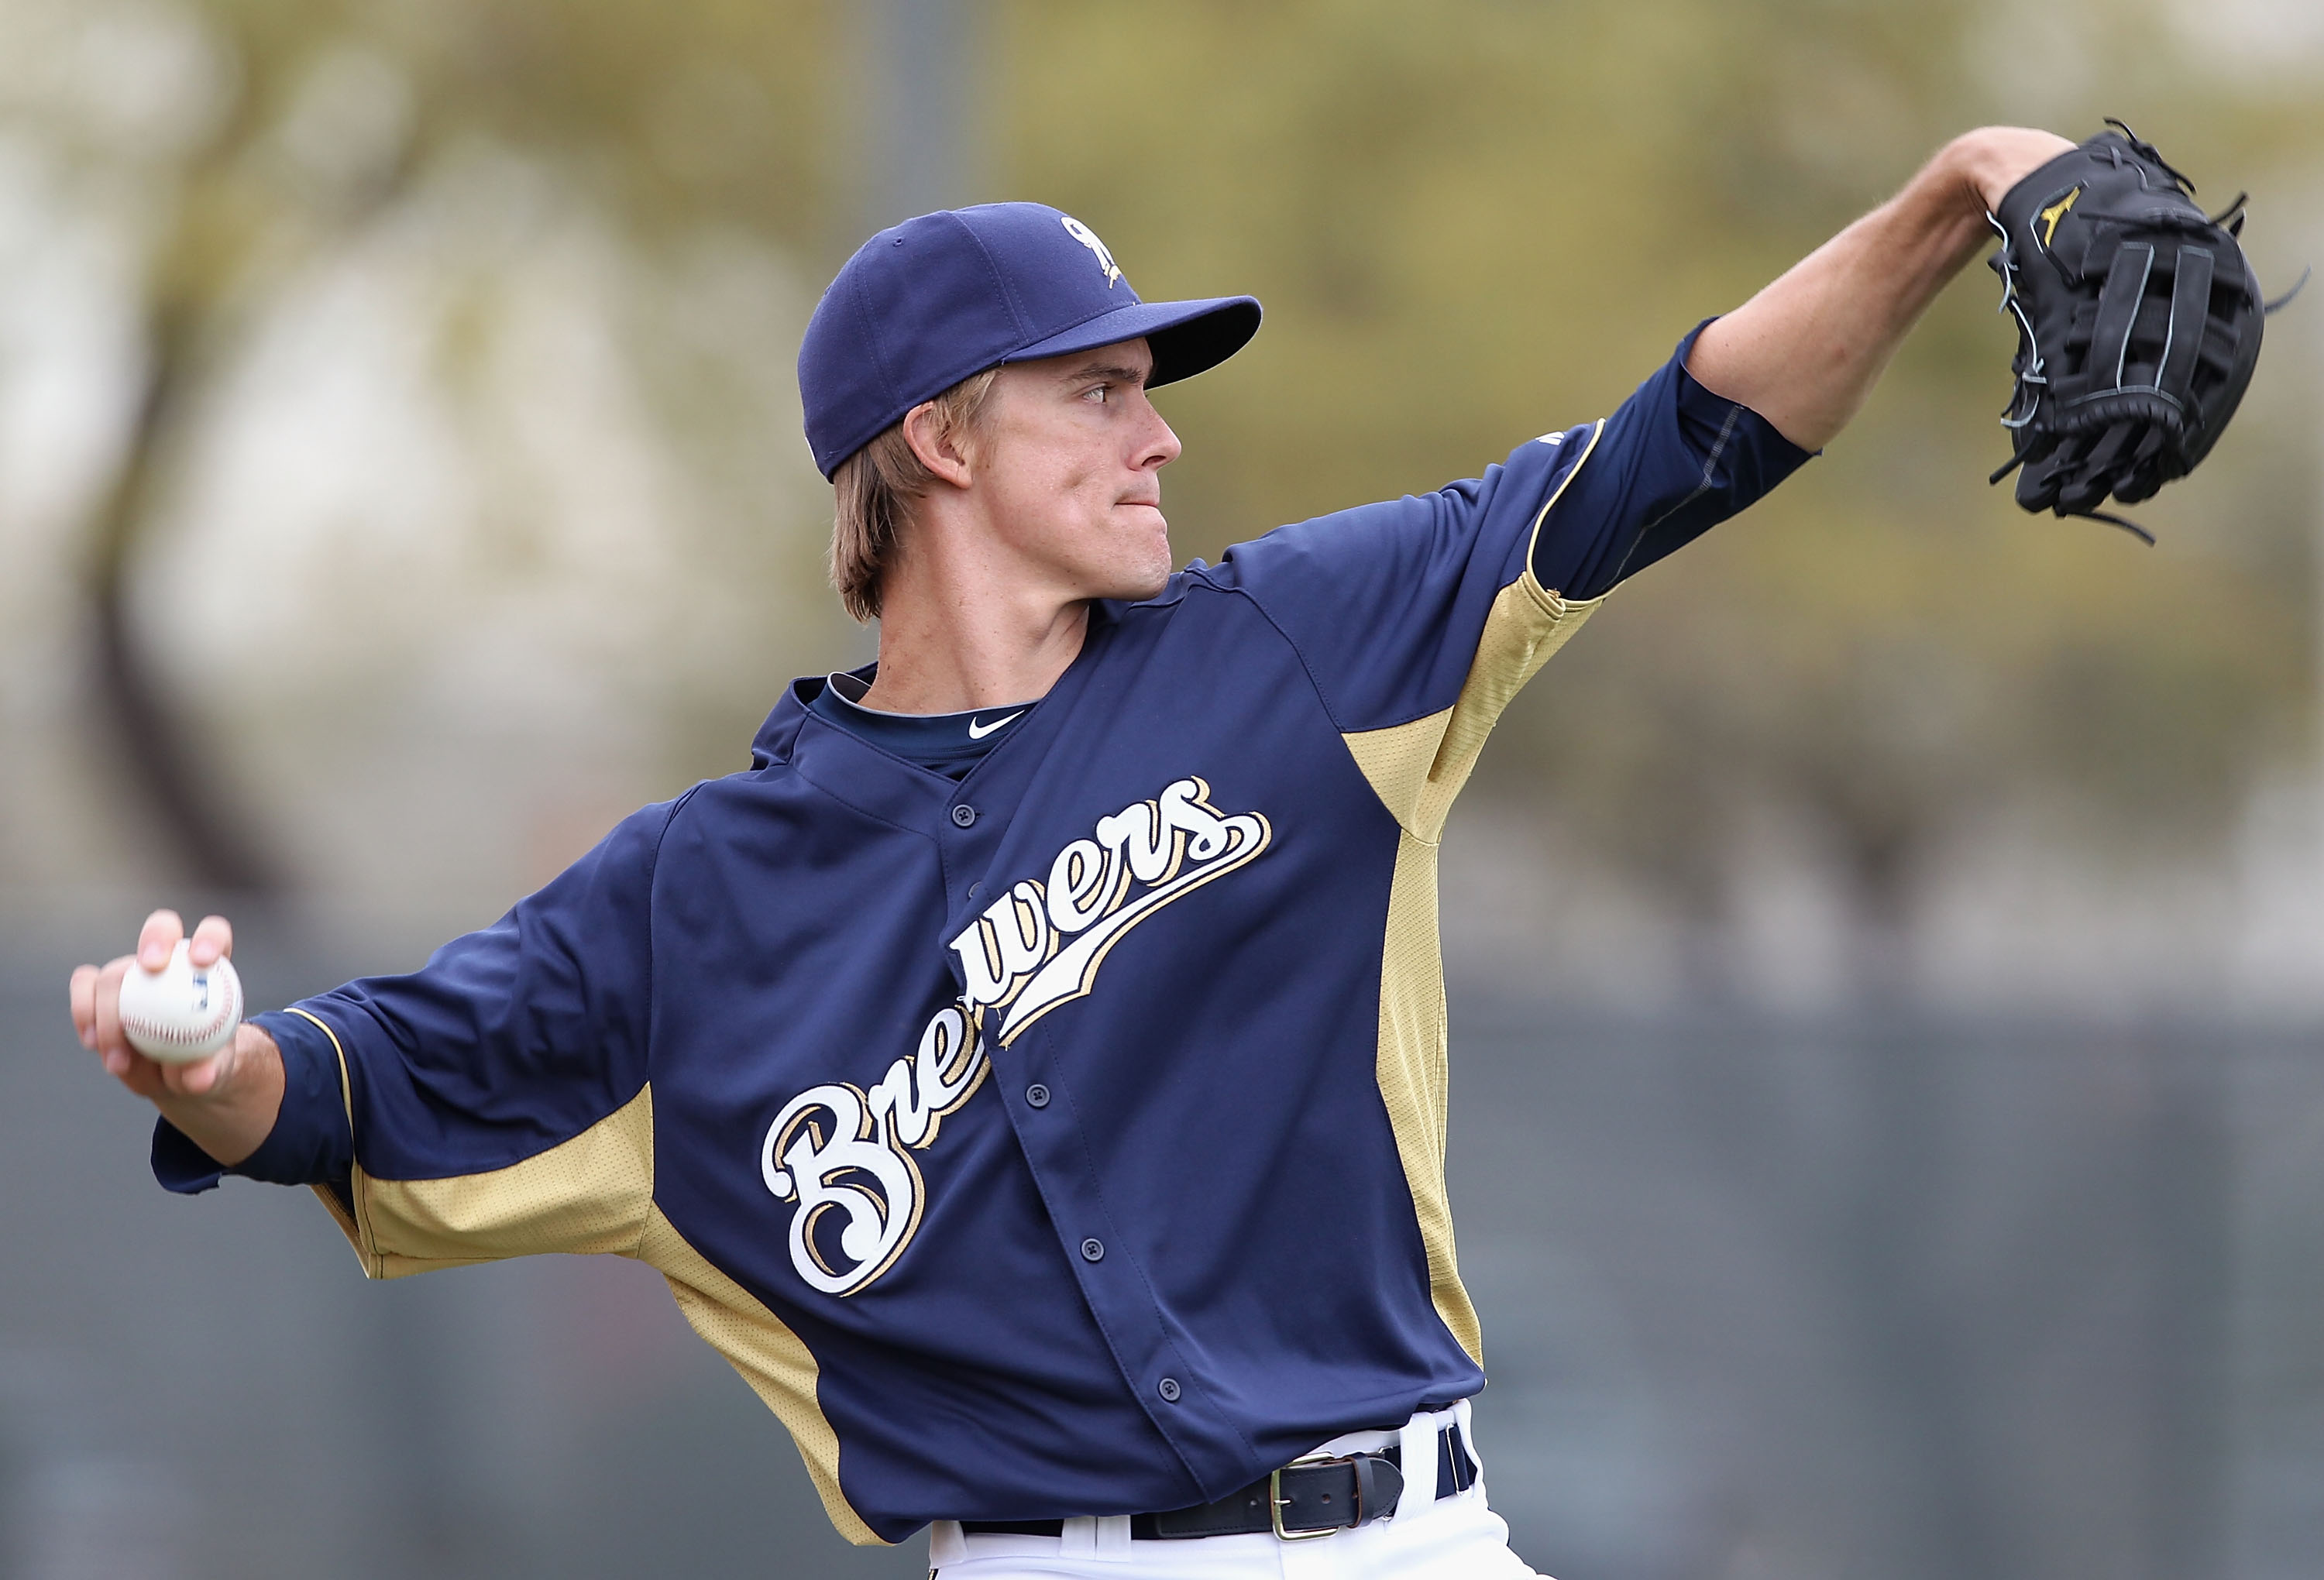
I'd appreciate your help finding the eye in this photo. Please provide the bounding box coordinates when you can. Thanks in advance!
[1081,382,1112,404]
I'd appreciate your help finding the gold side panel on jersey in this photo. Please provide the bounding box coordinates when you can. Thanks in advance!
[359,1085,655,1278]
[1343,581,1599,1361]
[277,1018,875,1547]
[1435,574,1603,818]
[1342,576,1602,843]
[1340,465,1607,1363]
[307,1180,363,1249]
[639,1207,881,1547]
[1356,414,1604,838]
[285,1008,377,1270]
[1375,829,1480,1361]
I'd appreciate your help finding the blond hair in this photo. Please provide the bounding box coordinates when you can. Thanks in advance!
[829,369,1002,623]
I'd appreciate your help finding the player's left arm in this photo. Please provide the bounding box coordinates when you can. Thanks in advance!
[1219,129,2076,732]
[1685,126,2074,452]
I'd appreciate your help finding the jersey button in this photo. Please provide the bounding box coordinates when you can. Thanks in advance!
[1157,1377,1182,1403]
[950,804,978,828]
[1025,1083,1050,1108]
[1079,1237,1105,1263]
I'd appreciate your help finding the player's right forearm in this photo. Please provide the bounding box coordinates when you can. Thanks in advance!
[151,1022,287,1166]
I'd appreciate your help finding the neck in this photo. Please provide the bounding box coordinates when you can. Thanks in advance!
[857,520,1093,716]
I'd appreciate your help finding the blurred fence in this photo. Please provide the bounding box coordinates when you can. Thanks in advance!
[4,912,2320,1580]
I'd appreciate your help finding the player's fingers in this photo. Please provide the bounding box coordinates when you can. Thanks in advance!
[91,963,170,1097]
[69,963,100,1048]
[188,914,233,967]
[116,1053,166,1100]
[91,958,132,1075]
[137,909,185,971]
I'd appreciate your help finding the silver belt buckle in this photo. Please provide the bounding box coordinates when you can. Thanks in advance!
[1269,1451,1343,1541]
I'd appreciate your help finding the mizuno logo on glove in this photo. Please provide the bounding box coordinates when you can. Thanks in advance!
[2037,185,2081,249]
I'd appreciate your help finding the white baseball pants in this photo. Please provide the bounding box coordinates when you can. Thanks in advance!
[927,1402,1546,1580]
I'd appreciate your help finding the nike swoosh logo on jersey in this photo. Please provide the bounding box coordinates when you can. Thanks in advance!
[967,711,1024,740]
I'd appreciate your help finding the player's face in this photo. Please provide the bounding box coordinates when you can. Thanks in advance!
[971,338,1182,603]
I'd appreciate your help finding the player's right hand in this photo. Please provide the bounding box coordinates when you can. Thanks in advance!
[69,908,248,1104]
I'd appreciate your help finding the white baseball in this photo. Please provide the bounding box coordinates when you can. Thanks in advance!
[117,939,243,1064]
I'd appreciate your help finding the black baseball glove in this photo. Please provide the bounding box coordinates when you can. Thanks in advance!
[1987,121,2299,543]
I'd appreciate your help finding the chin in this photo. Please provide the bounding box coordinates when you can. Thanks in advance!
[1098,563,1172,602]
[1101,537,1174,601]
[1132,543,1177,596]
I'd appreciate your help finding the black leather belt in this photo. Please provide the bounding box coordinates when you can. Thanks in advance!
[960,1423,1477,1542]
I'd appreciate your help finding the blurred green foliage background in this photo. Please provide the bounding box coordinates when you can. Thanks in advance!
[1002,0,2322,932]
[15,0,2312,960]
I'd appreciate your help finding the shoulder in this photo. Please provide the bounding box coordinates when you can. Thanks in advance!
[1185,430,1595,595]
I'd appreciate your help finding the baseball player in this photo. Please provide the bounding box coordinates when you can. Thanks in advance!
[75,129,2081,1576]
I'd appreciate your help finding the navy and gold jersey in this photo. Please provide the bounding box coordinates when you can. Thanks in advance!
[158,331,1806,1544]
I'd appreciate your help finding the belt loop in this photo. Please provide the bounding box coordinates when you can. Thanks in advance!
[929,1520,966,1565]
[1396,1410,1440,1520]
[1061,1516,1098,1557]
[1453,1397,1482,1487]
[1095,1515,1133,1554]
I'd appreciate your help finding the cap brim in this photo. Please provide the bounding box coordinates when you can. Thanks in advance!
[1005,295,1262,389]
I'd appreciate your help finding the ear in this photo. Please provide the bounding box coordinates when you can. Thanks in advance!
[900,401,976,490]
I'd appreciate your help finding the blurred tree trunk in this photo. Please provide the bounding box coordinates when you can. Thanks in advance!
[84,283,279,894]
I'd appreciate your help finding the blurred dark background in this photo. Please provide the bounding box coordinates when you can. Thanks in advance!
[2,0,2319,1575]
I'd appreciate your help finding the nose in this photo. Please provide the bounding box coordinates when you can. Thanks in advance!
[1136,397,1182,471]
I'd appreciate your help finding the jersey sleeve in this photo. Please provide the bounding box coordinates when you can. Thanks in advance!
[150,1008,357,1203]
[1532,321,1813,599]
[163,798,682,1277]
[1208,322,1808,740]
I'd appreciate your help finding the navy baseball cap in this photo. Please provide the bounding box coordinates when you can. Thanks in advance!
[799,202,1261,478]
